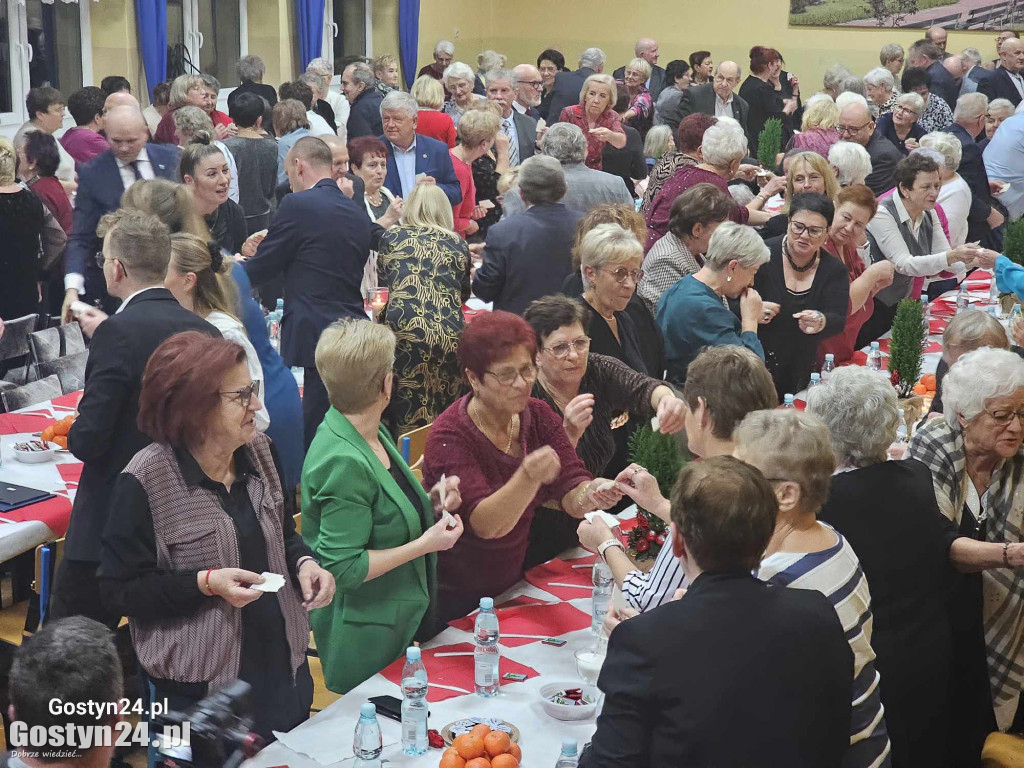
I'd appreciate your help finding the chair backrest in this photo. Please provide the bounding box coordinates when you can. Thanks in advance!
[32,352,87,394]
[0,375,62,412]
[28,327,62,364]
[398,422,433,469]
[33,538,65,596]
[60,323,85,356]
[0,314,39,385]
[293,512,301,535]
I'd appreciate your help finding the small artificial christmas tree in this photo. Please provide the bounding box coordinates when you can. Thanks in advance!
[1004,216,1024,268]
[888,297,925,398]
[757,118,783,171]
[625,426,686,560]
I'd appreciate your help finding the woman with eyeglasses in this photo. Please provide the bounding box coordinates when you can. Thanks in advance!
[423,311,624,621]
[522,295,685,565]
[874,92,926,155]
[99,331,335,740]
[755,192,851,398]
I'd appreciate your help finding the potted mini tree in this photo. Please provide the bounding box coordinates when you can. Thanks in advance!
[624,426,685,560]
[888,297,926,426]
[757,118,783,171]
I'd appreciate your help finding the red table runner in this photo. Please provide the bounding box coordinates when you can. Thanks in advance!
[0,496,71,537]
[448,600,592,646]
[380,642,538,702]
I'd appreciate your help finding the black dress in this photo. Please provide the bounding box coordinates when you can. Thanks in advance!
[738,75,788,158]
[601,125,647,199]
[471,153,502,240]
[0,189,44,320]
[206,199,248,255]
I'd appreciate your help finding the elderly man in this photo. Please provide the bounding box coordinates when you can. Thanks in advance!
[839,101,901,195]
[951,92,1004,245]
[992,30,1020,69]
[926,24,951,58]
[548,47,606,125]
[909,38,959,109]
[943,54,976,97]
[307,57,350,129]
[613,38,666,100]
[669,61,748,137]
[512,63,544,120]
[500,122,632,218]
[342,61,383,138]
[984,112,1024,221]
[378,91,461,204]
[961,48,993,95]
[487,68,536,167]
[981,36,1024,106]
[864,67,898,115]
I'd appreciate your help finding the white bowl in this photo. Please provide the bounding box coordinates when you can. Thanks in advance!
[13,441,59,464]
[539,681,600,721]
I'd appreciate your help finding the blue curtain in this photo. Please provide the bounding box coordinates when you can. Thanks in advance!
[399,0,420,89]
[135,0,167,100]
[296,0,325,71]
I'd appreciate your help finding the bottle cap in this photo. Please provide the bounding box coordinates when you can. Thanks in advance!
[562,737,578,755]
[406,646,421,661]
[479,597,494,610]
[825,353,834,361]
[360,702,376,719]
[871,341,880,349]
[784,393,795,402]
[810,373,820,381]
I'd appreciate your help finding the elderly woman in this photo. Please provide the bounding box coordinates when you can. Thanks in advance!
[740,46,798,159]
[641,112,715,214]
[653,60,691,129]
[228,54,278,111]
[920,132,971,247]
[411,76,457,148]
[442,62,485,127]
[144,80,172,136]
[761,150,841,239]
[558,73,628,170]
[829,140,874,187]
[449,108,498,237]
[901,68,954,133]
[461,99,509,238]
[818,184,895,365]
[734,410,892,768]
[223,92,279,235]
[272,99,310,186]
[618,58,654,139]
[13,87,75,188]
[19,131,71,236]
[377,185,470,434]
[423,312,621,620]
[523,295,685,564]
[982,98,1016,149]
[689,50,713,86]
[657,221,770,384]
[639,183,733,312]
[864,67,898,115]
[180,137,247,255]
[807,366,955,766]
[907,348,1024,759]
[99,331,335,737]
[302,320,463,692]
[174,106,240,204]
[477,50,506,82]
[643,125,674,172]
[154,74,209,144]
[349,137,402,228]
[199,74,235,133]
[0,137,45,320]
[929,310,1012,417]
[875,92,926,155]
[537,48,565,121]
[374,54,401,97]
[788,95,841,157]
[880,43,906,79]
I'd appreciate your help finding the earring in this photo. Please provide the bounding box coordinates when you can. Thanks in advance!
[726,275,733,282]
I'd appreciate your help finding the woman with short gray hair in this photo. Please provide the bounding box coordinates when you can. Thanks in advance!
[441,61,484,127]
[829,140,873,186]
[657,221,770,383]
[929,310,1011,415]
[907,347,1024,760]
[876,91,926,155]
[984,97,1016,147]
[542,122,587,165]
[864,67,897,115]
[879,43,906,78]
[919,133,969,246]
[229,55,278,112]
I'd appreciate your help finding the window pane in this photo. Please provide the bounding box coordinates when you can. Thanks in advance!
[332,0,366,62]
[166,0,193,78]
[26,0,82,93]
[198,0,240,88]
[0,2,12,113]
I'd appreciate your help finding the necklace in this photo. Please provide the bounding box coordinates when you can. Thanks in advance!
[366,190,383,207]
[471,398,517,454]
[783,236,818,273]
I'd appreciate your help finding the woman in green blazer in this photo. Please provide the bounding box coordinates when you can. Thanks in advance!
[302,320,464,694]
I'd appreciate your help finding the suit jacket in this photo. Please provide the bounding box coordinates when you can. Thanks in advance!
[302,408,435,694]
[511,110,538,164]
[243,178,372,368]
[980,67,1024,107]
[864,133,903,196]
[66,145,180,312]
[967,65,993,85]
[473,202,584,315]
[670,83,750,139]
[63,289,218,562]
[548,67,594,126]
[613,63,667,101]
[578,571,854,768]
[949,122,995,243]
[381,133,462,205]
[347,88,384,138]
[499,162,633,218]
[927,60,960,110]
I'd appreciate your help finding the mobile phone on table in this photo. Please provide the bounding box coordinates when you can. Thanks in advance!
[367,695,404,723]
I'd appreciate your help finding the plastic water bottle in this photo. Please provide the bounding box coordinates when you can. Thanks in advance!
[867,341,882,372]
[592,562,613,636]
[474,597,500,696]
[1010,303,1022,326]
[808,372,822,388]
[921,298,932,337]
[956,282,969,314]
[895,408,908,444]
[401,647,429,755]
[991,274,1001,304]
[268,298,284,352]
[782,393,795,408]
[821,353,835,382]
[353,702,382,766]
[555,738,579,767]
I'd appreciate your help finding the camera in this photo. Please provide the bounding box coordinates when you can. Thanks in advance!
[153,680,263,768]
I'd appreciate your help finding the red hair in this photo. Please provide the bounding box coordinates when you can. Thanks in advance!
[347,136,388,168]
[137,331,247,447]
[749,46,780,75]
[835,183,878,219]
[677,113,718,154]
[458,311,537,379]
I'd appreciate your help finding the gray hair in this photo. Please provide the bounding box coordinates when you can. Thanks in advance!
[478,50,506,72]
[486,68,517,89]
[864,67,895,90]
[434,39,455,57]
[518,155,567,205]
[443,61,475,87]
[829,141,873,186]
[879,43,905,66]
[961,47,983,67]
[909,146,947,170]
[897,90,926,115]
[579,47,607,70]
[347,61,376,89]
[299,72,326,96]
[307,57,335,76]
[716,61,743,80]
[824,64,854,92]
[542,122,587,165]
[172,105,215,141]
[942,309,1009,363]
[380,90,418,118]
[838,74,866,97]
[700,121,748,168]
[236,54,265,83]
[703,221,770,272]
[579,223,643,282]
[954,91,989,121]
[920,131,962,171]
[943,347,1024,428]
[990,97,1016,116]
[200,73,221,92]
[805,365,900,467]
[836,91,869,111]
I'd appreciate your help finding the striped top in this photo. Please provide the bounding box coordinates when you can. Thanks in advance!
[622,538,687,612]
[757,525,892,768]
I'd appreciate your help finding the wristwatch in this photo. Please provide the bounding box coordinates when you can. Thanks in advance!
[598,539,625,560]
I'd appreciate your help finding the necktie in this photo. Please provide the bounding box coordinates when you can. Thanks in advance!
[128,160,144,182]
[503,119,519,168]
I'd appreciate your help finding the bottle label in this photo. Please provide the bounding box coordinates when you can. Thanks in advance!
[475,659,494,686]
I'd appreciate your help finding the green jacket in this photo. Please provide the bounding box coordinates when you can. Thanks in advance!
[301,408,436,694]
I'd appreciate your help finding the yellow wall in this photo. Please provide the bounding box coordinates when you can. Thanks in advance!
[415,0,492,74]
[248,0,296,86]
[373,0,400,60]
[90,0,143,93]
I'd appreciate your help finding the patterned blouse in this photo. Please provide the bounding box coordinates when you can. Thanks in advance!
[558,104,626,171]
[637,232,702,313]
[442,95,485,128]
[918,93,954,133]
[618,82,653,138]
[640,151,699,215]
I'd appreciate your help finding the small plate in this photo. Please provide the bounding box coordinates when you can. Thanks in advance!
[441,717,520,746]
[13,441,59,464]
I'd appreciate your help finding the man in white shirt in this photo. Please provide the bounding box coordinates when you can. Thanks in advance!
[667,61,749,139]
[487,69,536,168]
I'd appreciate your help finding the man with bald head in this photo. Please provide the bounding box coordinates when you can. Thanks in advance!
[926,25,950,58]
[63,105,180,319]
[613,38,666,100]
[512,64,544,120]
[981,36,1024,106]
[669,61,749,139]
[838,101,901,195]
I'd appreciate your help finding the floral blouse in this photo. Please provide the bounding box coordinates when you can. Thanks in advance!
[557,105,626,171]
[617,82,653,139]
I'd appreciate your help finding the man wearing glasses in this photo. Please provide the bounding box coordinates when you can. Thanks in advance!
[837,101,901,196]
[512,64,545,121]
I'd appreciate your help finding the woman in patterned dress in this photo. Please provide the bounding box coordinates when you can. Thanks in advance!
[377,184,471,435]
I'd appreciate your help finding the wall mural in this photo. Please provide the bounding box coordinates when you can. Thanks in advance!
[789,0,1023,29]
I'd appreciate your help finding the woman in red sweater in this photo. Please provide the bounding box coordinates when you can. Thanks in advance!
[412,76,457,148]
[448,109,500,238]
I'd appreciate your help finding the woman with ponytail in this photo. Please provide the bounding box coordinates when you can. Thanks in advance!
[180,132,247,254]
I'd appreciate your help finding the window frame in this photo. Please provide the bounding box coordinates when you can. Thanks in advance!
[177,0,247,105]
[322,0,374,79]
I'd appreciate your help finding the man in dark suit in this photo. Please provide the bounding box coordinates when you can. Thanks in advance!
[840,102,902,196]
[963,47,993,91]
[342,61,384,138]
[980,37,1024,107]
[579,456,853,768]
[52,209,218,624]
[242,137,372,448]
[512,63,544,121]
[612,38,666,101]
[486,69,537,169]
[378,91,461,205]
[667,60,748,139]
[909,39,959,110]
[950,93,1005,245]
[61,106,179,322]
[548,47,606,124]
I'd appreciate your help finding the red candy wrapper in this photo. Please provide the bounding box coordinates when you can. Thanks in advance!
[428,729,445,749]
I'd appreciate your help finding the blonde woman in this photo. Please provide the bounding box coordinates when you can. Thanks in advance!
[374,54,401,97]
[411,75,457,148]
[450,108,499,237]
[619,57,654,138]
[0,136,46,319]
[154,74,211,144]
[558,74,627,170]
[762,150,842,239]
[477,50,506,83]
[376,185,471,433]
[788,95,840,156]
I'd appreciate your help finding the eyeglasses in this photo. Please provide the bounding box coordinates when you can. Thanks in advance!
[95,254,127,275]
[484,364,538,387]
[836,122,871,135]
[520,80,543,87]
[220,380,261,410]
[789,221,827,238]
[601,267,645,284]
[544,337,591,359]
[895,105,920,117]
[984,408,1024,425]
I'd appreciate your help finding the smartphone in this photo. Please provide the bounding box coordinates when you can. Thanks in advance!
[367,695,404,723]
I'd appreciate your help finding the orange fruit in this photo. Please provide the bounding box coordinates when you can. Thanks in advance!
[52,435,68,450]
[439,750,466,768]
[454,734,486,761]
[465,759,491,768]
[470,724,491,740]
[913,382,928,395]
[491,755,519,768]
[483,731,511,758]
[923,373,937,391]
[41,426,55,443]
[508,743,521,761]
